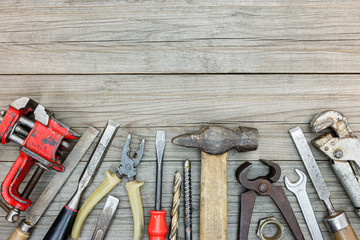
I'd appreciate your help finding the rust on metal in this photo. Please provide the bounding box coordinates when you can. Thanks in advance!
[171,125,259,155]
[235,160,304,240]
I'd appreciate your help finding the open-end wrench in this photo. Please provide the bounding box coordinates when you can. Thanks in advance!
[284,169,324,240]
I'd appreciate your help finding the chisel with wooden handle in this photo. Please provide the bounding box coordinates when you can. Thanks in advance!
[8,126,99,240]
[290,126,359,240]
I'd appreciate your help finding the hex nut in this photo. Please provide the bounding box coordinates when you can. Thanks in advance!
[256,216,284,240]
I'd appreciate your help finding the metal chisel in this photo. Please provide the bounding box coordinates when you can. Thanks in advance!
[43,120,120,240]
[91,195,119,240]
[289,126,359,240]
[8,126,99,240]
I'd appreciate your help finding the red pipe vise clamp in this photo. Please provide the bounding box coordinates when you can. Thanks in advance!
[0,97,79,222]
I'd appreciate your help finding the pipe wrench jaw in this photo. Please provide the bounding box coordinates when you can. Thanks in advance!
[311,110,360,216]
[0,97,79,220]
[311,110,352,137]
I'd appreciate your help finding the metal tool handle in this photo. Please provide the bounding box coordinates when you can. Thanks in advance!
[270,186,305,240]
[295,186,323,240]
[71,170,121,240]
[331,161,360,214]
[126,180,145,240]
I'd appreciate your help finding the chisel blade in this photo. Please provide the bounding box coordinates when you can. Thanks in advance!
[91,196,119,240]
[25,126,99,225]
[289,126,330,202]
[78,119,120,190]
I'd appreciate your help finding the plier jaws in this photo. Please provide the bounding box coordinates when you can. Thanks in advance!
[118,134,145,181]
[235,160,304,240]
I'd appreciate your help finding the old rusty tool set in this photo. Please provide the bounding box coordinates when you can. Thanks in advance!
[1,97,360,240]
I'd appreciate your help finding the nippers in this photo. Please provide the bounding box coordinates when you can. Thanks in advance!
[235,160,304,240]
[71,134,145,240]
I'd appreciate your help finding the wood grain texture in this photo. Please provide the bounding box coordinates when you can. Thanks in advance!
[332,225,359,240]
[1,1,360,73]
[0,76,359,239]
[1,1,360,239]
[200,152,227,240]
[7,227,30,240]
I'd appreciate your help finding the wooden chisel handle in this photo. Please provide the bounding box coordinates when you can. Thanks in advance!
[8,226,30,240]
[332,225,358,240]
[326,211,359,240]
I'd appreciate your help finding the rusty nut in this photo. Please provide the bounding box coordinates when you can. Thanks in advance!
[256,216,284,240]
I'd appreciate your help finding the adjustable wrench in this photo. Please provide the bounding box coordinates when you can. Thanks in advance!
[284,169,324,240]
[311,110,360,216]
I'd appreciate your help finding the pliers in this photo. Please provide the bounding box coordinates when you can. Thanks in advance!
[235,160,304,240]
[71,134,145,240]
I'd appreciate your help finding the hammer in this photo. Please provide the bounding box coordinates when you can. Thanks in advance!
[172,125,258,240]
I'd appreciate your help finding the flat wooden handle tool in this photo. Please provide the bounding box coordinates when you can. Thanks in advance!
[8,226,30,240]
[200,152,227,240]
[325,211,359,240]
[332,225,358,240]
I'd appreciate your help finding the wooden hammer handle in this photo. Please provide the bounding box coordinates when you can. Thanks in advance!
[200,152,227,240]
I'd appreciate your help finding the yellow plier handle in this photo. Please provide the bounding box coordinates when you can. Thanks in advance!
[71,170,121,240]
[126,180,145,240]
[70,170,145,240]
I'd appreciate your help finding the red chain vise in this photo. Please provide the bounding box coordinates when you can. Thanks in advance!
[0,97,79,222]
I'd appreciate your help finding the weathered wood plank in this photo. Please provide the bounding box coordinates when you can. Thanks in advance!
[1,1,360,73]
[1,75,360,127]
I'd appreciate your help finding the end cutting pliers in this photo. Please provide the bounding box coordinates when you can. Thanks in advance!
[71,134,145,240]
[235,159,304,240]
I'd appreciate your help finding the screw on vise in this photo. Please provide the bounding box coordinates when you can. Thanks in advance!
[0,97,79,223]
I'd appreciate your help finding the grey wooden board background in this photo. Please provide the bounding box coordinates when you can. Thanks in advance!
[1,0,360,239]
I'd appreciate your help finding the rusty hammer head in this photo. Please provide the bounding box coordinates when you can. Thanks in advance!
[171,125,258,155]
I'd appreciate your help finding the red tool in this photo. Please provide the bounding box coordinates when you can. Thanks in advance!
[0,97,79,222]
[148,131,167,240]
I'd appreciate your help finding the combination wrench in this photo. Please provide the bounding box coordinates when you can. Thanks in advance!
[284,169,324,240]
